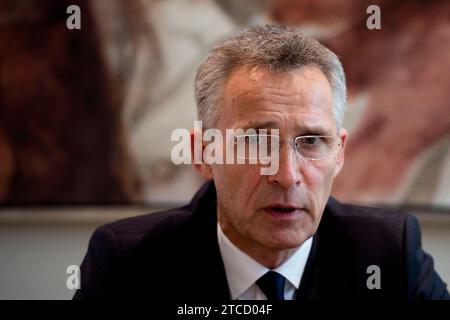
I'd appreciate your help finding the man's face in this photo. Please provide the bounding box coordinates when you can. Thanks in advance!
[205,65,346,256]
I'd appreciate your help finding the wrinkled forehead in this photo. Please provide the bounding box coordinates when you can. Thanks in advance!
[224,64,302,95]
[218,65,335,132]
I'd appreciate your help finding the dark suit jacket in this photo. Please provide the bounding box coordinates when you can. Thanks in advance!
[74,181,450,301]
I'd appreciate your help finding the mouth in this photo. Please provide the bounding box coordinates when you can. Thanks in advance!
[264,204,305,218]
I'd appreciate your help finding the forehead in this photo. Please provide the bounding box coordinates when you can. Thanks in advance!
[220,65,336,134]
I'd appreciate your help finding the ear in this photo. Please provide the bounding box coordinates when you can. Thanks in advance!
[333,128,347,178]
[190,129,213,180]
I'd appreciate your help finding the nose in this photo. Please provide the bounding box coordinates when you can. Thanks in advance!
[267,142,302,189]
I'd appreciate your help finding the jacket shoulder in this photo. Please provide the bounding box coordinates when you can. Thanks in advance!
[328,197,410,222]
[322,198,414,256]
[93,205,194,257]
[326,197,412,235]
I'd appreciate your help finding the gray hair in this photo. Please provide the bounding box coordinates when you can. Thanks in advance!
[194,25,347,130]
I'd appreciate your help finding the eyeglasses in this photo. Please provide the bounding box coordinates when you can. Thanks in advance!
[233,134,342,162]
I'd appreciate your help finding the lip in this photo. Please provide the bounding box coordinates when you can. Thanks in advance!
[263,204,305,219]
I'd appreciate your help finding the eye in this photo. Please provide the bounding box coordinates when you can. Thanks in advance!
[246,135,259,144]
[297,136,323,147]
[235,135,258,145]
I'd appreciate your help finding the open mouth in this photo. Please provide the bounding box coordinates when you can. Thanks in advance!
[268,207,297,213]
[264,205,304,217]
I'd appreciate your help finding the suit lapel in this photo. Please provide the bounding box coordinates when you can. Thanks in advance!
[296,233,320,300]
[183,181,231,301]
[296,199,352,301]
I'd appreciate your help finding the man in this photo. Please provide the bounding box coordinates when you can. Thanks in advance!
[74,25,449,301]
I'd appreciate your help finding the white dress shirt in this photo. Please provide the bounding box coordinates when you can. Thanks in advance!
[217,223,313,300]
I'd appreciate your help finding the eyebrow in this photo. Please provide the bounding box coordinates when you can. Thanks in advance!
[240,121,279,130]
[239,121,331,135]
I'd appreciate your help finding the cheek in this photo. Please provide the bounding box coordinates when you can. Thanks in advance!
[302,161,337,197]
[212,164,262,206]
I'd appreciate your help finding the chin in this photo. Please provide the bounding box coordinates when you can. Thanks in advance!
[262,231,310,250]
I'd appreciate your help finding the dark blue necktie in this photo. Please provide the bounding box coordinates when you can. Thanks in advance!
[256,271,286,300]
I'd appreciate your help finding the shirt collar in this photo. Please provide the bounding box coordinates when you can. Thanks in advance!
[217,223,313,300]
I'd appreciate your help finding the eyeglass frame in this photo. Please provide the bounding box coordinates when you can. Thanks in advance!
[232,132,344,162]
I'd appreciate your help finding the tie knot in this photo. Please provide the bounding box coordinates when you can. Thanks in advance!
[256,271,286,300]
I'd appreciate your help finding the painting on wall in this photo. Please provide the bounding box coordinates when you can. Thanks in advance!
[1,0,449,209]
